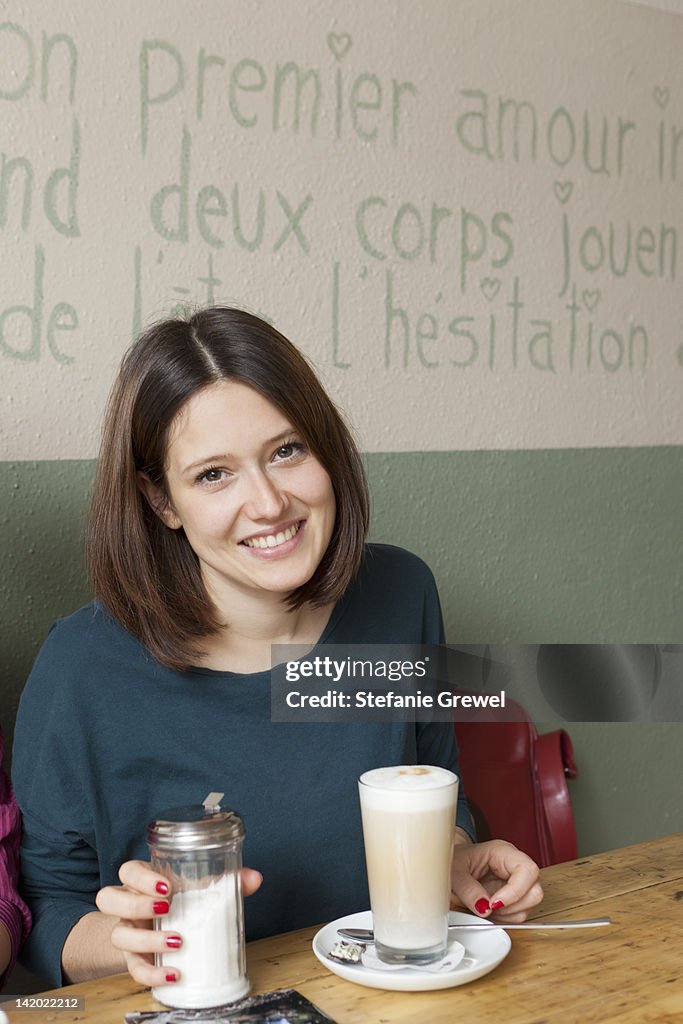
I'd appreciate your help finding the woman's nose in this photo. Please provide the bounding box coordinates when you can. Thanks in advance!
[242,469,288,520]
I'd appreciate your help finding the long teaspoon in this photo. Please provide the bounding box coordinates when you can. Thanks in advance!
[338,916,612,940]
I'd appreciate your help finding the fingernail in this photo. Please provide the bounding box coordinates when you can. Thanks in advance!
[491,899,505,911]
[475,897,491,915]
[165,973,177,983]
[165,936,182,949]
[156,881,169,895]
[153,901,170,915]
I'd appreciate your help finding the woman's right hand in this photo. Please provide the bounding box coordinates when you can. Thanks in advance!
[96,860,263,987]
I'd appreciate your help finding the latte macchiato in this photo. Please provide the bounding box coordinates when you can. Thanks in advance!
[358,765,458,964]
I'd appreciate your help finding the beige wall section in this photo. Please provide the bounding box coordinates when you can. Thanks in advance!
[1,0,682,457]
[627,0,683,13]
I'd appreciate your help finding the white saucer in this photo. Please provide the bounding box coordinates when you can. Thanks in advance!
[312,911,511,992]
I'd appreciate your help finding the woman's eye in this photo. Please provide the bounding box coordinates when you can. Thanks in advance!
[197,467,227,485]
[274,442,305,461]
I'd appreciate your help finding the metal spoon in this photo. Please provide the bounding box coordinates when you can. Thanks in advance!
[338,916,611,941]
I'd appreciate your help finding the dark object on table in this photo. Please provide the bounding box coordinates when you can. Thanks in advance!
[124,987,338,1023]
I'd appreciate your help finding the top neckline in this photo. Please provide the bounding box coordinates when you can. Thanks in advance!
[183,576,356,680]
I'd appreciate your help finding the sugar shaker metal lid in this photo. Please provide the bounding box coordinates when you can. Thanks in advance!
[147,794,244,851]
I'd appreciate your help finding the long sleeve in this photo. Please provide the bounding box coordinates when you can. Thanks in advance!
[416,720,476,841]
[336,544,478,841]
[12,622,102,986]
[0,730,32,988]
[415,556,477,842]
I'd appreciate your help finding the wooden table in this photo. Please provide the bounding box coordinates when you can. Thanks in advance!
[7,834,682,1024]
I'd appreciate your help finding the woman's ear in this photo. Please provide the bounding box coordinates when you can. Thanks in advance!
[136,472,182,530]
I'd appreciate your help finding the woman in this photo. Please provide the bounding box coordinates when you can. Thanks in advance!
[13,307,542,989]
[0,727,31,987]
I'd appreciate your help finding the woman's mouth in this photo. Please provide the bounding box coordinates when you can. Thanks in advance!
[241,521,302,550]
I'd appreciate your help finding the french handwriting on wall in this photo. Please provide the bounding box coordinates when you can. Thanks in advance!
[0,0,681,457]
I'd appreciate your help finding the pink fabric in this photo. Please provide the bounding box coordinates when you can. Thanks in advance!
[0,731,31,986]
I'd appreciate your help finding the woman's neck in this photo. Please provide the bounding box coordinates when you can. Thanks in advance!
[197,588,335,673]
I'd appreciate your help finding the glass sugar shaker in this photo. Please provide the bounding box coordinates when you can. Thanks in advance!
[147,792,249,1009]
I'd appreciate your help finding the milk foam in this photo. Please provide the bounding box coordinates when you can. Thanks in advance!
[359,765,457,811]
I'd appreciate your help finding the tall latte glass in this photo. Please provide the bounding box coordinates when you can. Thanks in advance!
[359,765,458,964]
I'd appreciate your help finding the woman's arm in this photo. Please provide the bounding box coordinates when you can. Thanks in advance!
[0,895,29,984]
[0,884,28,985]
[0,921,12,980]
[12,804,108,985]
[60,912,123,984]
[0,732,31,987]
[12,626,105,986]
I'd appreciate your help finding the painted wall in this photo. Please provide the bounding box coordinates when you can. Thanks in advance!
[1,0,683,455]
[1,0,681,861]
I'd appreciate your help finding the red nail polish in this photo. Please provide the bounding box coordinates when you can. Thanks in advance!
[166,936,182,949]
[475,897,491,915]
[491,899,505,911]
[165,973,177,983]
[156,881,169,895]
[154,900,170,915]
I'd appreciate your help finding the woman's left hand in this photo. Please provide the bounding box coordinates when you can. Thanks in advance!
[450,839,543,922]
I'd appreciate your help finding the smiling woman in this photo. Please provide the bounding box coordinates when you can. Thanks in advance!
[88,307,366,671]
[148,382,335,632]
[12,306,542,993]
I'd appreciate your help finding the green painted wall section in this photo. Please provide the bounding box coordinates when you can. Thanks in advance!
[556,723,682,854]
[1,448,681,854]
[2,461,93,738]
[367,448,681,644]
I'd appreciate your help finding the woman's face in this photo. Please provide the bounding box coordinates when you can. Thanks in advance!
[150,380,336,608]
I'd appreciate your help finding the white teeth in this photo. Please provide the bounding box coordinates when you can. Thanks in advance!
[244,522,300,549]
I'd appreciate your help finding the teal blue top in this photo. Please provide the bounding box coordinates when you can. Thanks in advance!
[13,544,474,985]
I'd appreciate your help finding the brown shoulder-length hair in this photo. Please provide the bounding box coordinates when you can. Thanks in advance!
[87,306,370,671]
